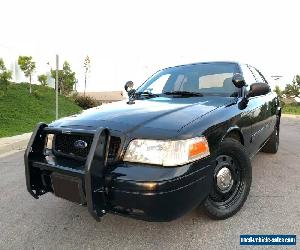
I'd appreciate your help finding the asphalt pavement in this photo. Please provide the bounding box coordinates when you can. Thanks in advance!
[0,117,299,250]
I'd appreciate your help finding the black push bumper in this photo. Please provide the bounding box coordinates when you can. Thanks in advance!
[25,123,213,222]
[25,123,110,221]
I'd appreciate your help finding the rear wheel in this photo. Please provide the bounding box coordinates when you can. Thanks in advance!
[261,118,280,154]
[202,139,252,219]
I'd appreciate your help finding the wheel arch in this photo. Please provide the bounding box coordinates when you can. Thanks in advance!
[221,127,244,145]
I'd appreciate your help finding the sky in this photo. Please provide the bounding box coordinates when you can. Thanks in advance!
[0,0,299,91]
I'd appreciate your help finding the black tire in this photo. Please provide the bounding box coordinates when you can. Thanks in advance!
[202,138,252,220]
[261,118,280,154]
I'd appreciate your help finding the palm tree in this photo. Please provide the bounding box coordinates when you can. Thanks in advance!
[83,56,91,96]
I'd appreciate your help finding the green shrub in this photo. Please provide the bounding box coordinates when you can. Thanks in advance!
[32,89,42,99]
[74,95,98,109]
[292,102,300,106]
[282,104,300,115]
[68,91,79,101]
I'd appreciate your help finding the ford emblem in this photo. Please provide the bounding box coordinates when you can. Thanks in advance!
[74,140,88,149]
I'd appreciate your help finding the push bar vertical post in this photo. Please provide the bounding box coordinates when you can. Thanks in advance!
[24,122,48,198]
[84,127,110,221]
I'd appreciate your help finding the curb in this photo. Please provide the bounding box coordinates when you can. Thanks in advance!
[0,133,31,155]
[282,114,300,119]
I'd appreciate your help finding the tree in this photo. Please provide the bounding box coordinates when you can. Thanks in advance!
[18,56,36,93]
[51,68,63,93]
[83,56,91,96]
[38,74,48,86]
[274,85,282,98]
[284,75,300,97]
[62,61,76,94]
[51,61,76,95]
[0,58,12,91]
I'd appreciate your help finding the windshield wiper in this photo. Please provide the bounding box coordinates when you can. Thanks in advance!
[163,91,203,97]
[135,91,159,98]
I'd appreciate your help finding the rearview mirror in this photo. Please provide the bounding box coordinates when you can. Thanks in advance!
[247,82,270,98]
[232,74,246,88]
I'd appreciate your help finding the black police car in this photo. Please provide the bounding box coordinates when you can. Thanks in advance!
[25,61,281,221]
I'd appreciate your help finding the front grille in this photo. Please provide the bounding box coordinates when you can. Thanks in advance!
[54,134,93,159]
[53,133,121,162]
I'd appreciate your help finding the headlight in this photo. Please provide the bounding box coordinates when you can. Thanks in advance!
[123,137,210,167]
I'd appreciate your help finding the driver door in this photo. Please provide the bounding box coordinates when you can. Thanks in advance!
[240,64,268,156]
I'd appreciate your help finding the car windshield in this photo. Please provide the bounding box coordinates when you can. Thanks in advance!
[136,62,239,97]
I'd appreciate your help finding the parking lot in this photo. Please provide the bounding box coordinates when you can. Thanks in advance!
[0,117,299,249]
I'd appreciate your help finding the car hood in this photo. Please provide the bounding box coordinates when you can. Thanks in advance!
[49,96,234,134]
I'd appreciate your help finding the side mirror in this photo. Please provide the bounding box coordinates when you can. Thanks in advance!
[232,73,246,88]
[247,82,270,98]
[124,81,135,97]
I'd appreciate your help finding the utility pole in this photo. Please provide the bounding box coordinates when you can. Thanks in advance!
[56,55,59,120]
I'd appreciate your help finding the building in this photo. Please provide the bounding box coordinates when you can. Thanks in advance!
[79,91,125,103]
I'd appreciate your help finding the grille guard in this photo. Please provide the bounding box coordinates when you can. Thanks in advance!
[24,123,111,221]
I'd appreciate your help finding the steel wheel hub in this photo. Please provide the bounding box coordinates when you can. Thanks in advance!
[216,167,233,191]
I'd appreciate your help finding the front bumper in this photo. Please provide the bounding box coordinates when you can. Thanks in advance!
[108,161,212,221]
[25,123,213,222]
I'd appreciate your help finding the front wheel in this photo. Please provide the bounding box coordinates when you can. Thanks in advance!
[202,138,252,219]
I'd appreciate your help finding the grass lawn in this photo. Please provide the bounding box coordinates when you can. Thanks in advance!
[282,103,300,115]
[0,83,82,138]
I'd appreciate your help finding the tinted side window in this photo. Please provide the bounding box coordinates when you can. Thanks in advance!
[240,64,256,91]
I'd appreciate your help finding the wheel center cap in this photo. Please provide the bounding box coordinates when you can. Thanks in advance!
[216,167,233,191]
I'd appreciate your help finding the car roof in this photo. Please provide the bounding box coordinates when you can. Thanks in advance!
[163,61,241,71]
